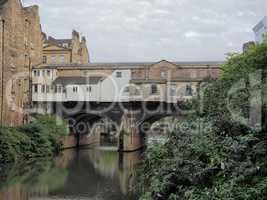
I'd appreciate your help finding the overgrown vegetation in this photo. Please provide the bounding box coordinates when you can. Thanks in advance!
[0,115,69,165]
[139,43,267,199]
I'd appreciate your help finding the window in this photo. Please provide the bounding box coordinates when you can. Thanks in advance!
[151,84,158,94]
[170,85,176,96]
[55,85,62,93]
[185,85,193,96]
[160,71,167,79]
[58,86,62,93]
[43,56,47,64]
[51,55,56,63]
[33,84,38,93]
[41,85,45,93]
[60,55,65,63]
[116,72,122,78]
[47,70,51,77]
[86,86,92,92]
[73,86,78,93]
[124,86,130,93]
[33,70,40,77]
[46,85,50,93]
[42,70,45,77]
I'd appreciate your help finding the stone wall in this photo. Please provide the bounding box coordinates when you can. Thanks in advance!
[42,30,90,65]
[131,61,221,80]
[0,0,42,126]
[70,30,90,64]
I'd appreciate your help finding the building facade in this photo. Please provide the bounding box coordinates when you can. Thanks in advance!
[253,15,267,44]
[0,0,43,126]
[42,30,90,65]
[31,60,221,114]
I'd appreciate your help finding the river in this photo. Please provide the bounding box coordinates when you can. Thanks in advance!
[0,148,142,200]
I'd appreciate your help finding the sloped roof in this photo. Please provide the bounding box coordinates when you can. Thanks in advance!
[53,76,103,85]
[35,61,222,70]
[44,36,72,49]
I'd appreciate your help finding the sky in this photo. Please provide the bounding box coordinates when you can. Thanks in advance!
[23,0,267,63]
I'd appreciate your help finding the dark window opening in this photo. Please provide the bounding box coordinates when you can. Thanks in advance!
[116,72,122,78]
[185,85,193,96]
[33,84,38,93]
[151,84,158,94]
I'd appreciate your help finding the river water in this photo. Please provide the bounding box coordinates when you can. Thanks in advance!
[0,148,142,200]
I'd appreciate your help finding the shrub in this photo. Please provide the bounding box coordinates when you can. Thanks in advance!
[0,115,69,165]
[139,43,267,200]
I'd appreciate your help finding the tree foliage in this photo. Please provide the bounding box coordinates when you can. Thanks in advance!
[0,115,69,165]
[139,43,267,200]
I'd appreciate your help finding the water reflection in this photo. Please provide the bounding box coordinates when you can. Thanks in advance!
[0,148,141,200]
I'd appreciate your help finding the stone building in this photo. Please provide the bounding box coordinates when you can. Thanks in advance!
[0,0,43,126]
[31,60,221,114]
[42,30,90,65]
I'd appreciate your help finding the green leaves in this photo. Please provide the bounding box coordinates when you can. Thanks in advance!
[0,115,69,165]
[139,43,267,200]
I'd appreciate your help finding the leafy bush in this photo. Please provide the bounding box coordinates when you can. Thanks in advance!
[139,119,267,200]
[0,115,69,165]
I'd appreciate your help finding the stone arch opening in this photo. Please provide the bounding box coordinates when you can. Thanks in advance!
[97,117,120,148]
[69,113,120,148]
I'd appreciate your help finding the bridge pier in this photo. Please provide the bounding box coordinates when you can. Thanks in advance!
[119,110,145,152]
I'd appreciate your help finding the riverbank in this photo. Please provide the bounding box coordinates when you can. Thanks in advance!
[0,115,69,165]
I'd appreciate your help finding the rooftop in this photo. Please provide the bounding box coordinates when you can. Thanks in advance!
[53,76,104,85]
[35,61,223,70]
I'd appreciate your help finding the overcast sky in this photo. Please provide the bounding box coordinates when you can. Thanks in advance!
[23,0,266,62]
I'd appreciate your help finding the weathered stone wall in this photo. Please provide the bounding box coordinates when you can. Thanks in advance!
[42,30,90,65]
[131,61,221,80]
[0,0,42,126]
[43,48,71,64]
[70,30,89,64]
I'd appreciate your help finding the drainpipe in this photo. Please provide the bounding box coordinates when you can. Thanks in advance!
[0,19,5,126]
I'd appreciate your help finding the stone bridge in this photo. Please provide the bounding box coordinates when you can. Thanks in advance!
[55,102,184,152]
[31,60,221,151]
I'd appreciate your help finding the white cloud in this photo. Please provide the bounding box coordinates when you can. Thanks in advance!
[23,0,267,62]
[184,31,200,38]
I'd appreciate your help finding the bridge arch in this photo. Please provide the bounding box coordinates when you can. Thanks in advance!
[68,112,120,148]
